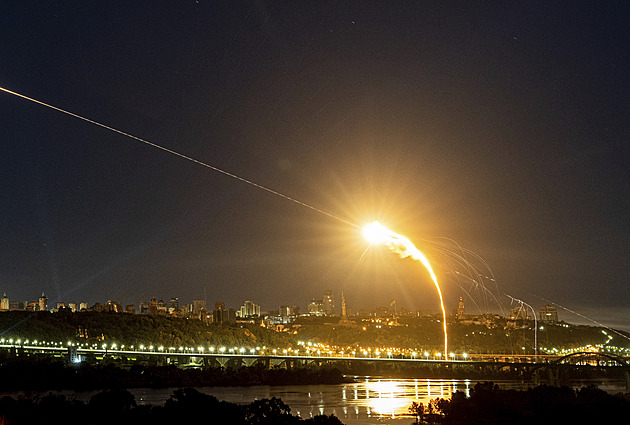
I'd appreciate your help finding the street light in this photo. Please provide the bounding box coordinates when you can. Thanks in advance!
[507,295,538,361]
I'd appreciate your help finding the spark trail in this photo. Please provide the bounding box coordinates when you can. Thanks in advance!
[0,86,359,230]
[363,221,449,358]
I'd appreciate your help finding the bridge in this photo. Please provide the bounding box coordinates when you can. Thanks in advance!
[2,341,629,389]
[0,340,550,365]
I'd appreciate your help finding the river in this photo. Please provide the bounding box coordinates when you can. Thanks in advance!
[8,377,622,425]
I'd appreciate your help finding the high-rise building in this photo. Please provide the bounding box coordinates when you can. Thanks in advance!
[193,299,206,316]
[168,297,179,314]
[323,290,335,316]
[213,302,236,324]
[0,293,9,311]
[308,299,325,316]
[237,300,260,318]
[279,305,299,322]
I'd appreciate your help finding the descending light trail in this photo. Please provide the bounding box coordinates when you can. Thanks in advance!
[0,86,359,230]
[363,221,448,358]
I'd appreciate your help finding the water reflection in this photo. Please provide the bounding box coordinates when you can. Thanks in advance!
[344,378,472,419]
[182,378,481,423]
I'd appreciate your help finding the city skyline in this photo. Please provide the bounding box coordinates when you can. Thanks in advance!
[0,288,562,326]
[1,3,628,332]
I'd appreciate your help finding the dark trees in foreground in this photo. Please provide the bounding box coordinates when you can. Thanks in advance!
[422,382,630,425]
[0,388,344,425]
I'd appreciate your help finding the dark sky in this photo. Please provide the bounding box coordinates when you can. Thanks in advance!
[1,2,628,329]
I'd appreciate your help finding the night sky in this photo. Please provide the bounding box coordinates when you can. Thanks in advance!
[1,2,628,329]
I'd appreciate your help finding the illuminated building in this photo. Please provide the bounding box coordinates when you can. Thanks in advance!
[105,300,123,313]
[279,305,299,323]
[0,293,8,311]
[456,297,466,320]
[38,292,48,312]
[237,300,260,318]
[157,299,167,315]
[148,298,158,315]
[338,292,356,327]
[308,299,325,316]
[168,297,179,313]
[539,305,558,324]
[323,290,335,316]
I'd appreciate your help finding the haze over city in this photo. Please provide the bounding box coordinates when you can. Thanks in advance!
[1,1,628,331]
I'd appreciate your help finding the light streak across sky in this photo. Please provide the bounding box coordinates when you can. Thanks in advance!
[0,86,359,230]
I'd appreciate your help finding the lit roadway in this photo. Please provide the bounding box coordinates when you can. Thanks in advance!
[0,342,574,366]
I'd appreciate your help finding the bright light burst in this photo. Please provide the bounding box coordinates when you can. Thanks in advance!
[363,221,448,358]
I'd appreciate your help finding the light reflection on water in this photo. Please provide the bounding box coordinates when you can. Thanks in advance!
[144,378,488,424]
[332,378,472,420]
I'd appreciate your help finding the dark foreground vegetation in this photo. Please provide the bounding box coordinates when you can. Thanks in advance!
[409,382,630,425]
[0,356,347,392]
[0,387,344,425]
[2,381,629,425]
